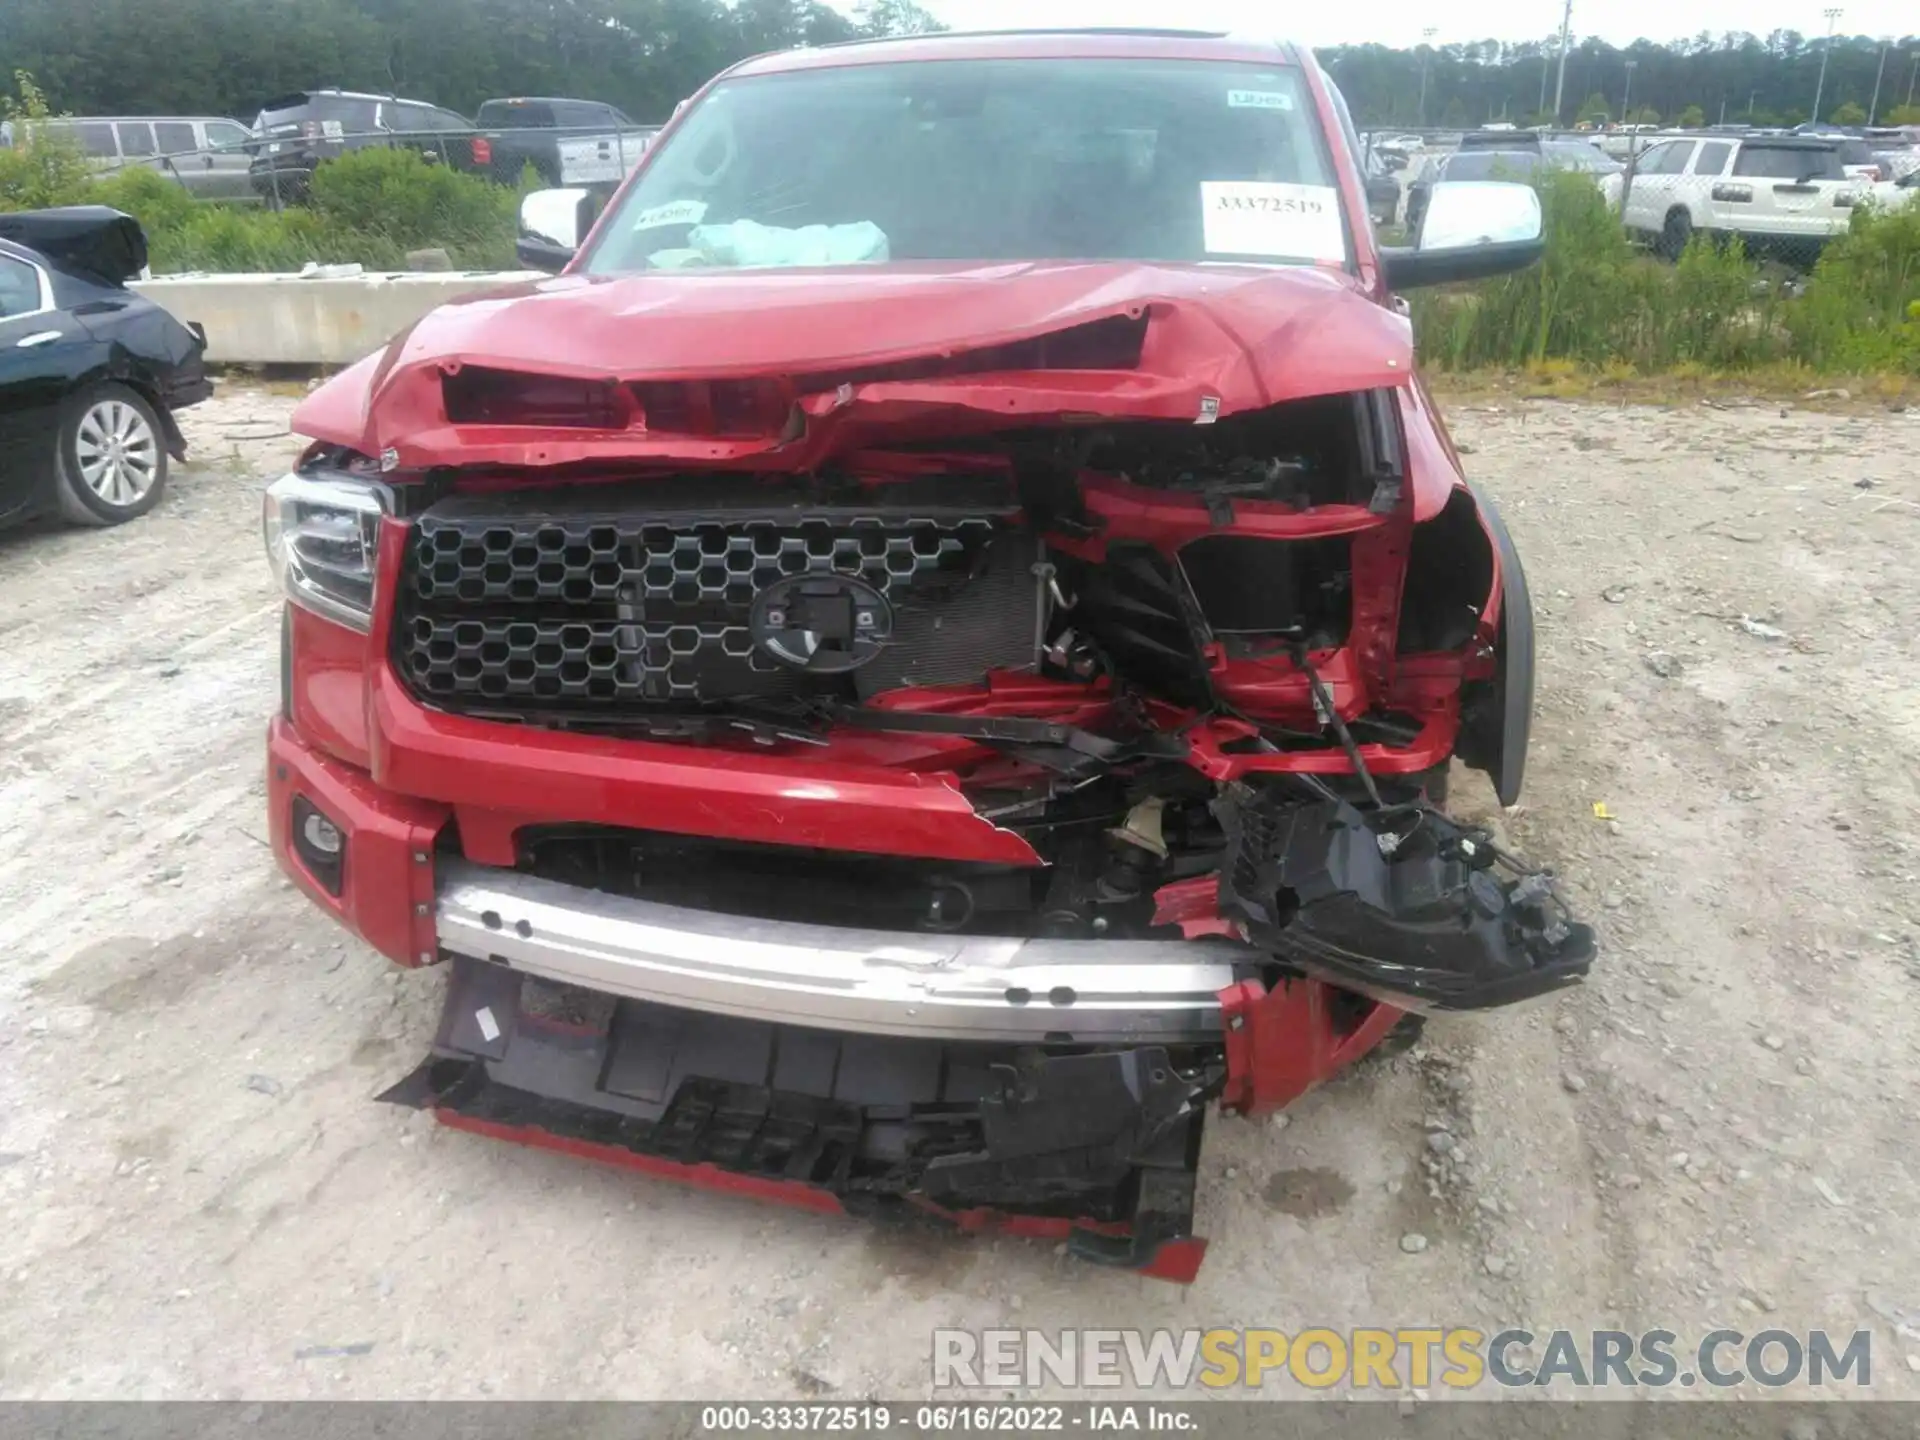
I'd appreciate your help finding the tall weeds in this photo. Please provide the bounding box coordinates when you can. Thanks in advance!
[1408,170,1920,377]
[86,161,518,273]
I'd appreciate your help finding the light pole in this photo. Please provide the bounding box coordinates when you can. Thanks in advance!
[1867,37,1890,122]
[1418,27,1438,126]
[1811,7,1842,125]
[1621,58,1638,125]
[1552,0,1574,123]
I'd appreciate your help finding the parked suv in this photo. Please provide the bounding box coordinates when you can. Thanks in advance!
[1608,134,1866,261]
[248,90,476,202]
[264,30,1591,1280]
[472,97,658,189]
[1,116,257,200]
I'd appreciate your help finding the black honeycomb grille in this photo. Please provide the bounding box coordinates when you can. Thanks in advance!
[395,505,1009,711]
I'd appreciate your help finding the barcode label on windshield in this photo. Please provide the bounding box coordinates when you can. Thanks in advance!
[630,199,708,230]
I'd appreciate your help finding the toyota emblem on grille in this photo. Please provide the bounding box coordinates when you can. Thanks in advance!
[749,573,894,674]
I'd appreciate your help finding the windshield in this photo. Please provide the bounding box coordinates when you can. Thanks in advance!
[581,58,1344,274]
[1543,141,1622,173]
[1445,151,1541,180]
[1460,131,1540,151]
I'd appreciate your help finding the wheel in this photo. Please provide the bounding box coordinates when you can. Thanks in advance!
[1657,207,1694,261]
[55,383,169,527]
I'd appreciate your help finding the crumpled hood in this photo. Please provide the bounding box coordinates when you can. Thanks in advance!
[294,260,1414,469]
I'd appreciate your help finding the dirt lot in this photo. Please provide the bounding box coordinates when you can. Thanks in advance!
[2,385,1918,1400]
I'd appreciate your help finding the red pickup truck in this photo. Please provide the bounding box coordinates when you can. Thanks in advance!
[262,29,1592,1281]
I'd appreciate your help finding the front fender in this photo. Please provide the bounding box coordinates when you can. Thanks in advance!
[1455,481,1533,807]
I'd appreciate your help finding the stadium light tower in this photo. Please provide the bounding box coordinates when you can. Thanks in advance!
[1551,0,1574,122]
[1810,7,1842,124]
[1418,28,1439,126]
[1867,36,1890,123]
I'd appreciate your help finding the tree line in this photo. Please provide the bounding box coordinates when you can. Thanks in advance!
[1323,31,1920,130]
[0,0,943,125]
[1,1,1916,132]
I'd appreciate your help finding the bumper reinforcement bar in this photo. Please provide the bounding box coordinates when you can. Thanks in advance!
[435,859,1241,1044]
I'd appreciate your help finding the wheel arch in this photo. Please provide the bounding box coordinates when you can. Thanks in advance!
[74,358,187,460]
[1451,481,1534,808]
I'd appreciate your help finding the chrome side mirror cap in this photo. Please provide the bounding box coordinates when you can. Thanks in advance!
[516,187,594,273]
[1381,181,1546,290]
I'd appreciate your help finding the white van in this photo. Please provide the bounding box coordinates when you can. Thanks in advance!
[0,116,258,201]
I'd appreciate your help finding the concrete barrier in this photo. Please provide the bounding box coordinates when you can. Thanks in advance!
[132,270,540,366]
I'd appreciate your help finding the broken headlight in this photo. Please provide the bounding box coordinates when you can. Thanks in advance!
[263,470,390,632]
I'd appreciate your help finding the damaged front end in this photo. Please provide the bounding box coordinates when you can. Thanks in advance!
[285,282,1594,1279]
[1216,788,1591,1012]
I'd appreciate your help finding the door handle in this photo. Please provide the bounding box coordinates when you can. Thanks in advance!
[15,330,61,348]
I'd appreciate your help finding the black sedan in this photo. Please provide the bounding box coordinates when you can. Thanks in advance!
[0,206,211,531]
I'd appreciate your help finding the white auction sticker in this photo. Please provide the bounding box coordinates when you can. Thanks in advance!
[1227,89,1292,110]
[475,1006,501,1043]
[1200,181,1345,262]
[630,198,709,230]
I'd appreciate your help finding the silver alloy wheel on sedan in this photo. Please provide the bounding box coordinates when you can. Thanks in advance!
[74,398,160,506]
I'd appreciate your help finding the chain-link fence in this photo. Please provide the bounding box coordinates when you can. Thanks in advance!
[1359,126,1917,272]
[62,120,661,211]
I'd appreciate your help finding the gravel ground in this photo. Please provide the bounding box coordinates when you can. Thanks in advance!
[1,384,1918,1401]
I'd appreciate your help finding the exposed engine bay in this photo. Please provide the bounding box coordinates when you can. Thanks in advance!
[394,388,1391,721]
[382,386,1593,1015]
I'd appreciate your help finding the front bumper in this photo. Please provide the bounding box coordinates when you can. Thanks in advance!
[270,717,1418,1279]
[437,859,1236,1044]
[276,704,1600,1283]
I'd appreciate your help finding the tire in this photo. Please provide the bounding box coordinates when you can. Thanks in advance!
[1657,207,1694,261]
[54,383,169,528]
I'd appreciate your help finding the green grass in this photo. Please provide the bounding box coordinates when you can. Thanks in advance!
[87,155,521,273]
[2,128,521,273]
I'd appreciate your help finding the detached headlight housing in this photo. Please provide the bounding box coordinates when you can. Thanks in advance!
[263,471,391,632]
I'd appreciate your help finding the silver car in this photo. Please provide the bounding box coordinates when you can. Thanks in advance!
[0,116,258,201]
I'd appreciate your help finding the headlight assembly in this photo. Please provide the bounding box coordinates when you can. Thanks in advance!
[262,470,391,632]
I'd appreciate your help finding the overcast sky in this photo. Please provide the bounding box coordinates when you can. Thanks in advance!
[919,0,1915,49]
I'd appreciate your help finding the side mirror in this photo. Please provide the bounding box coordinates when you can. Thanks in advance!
[516,187,594,272]
[1380,181,1544,290]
